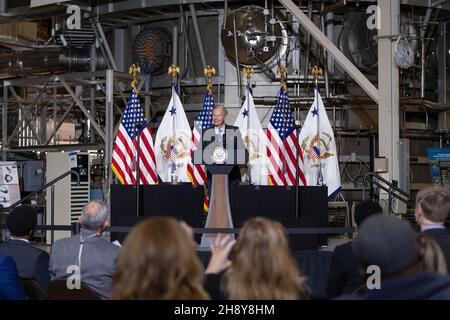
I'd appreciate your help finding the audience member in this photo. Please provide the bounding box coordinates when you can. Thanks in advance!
[326,201,382,298]
[206,217,309,300]
[418,233,447,276]
[0,205,49,291]
[339,214,450,299]
[49,201,119,299]
[415,185,450,274]
[0,254,26,300]
[111,217,208,300]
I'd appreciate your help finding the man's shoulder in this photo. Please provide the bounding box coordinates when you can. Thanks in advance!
[225,124,239,130]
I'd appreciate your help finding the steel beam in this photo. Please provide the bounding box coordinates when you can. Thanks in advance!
[278,0,379,103]
[58,75,106,141]
[378,0,400,192]
[105,70,114,211]
[9,87,41,144]
[189,4,207,68]
[1,83,7,160]
[44,103,75,145]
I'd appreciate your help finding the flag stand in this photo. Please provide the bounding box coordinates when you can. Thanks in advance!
[242,66,254,185]
[130,64,142,217]
[312,66,324,186]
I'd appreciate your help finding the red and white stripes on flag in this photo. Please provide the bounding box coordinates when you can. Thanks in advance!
[266,87,307,186]
[111,91,157,185]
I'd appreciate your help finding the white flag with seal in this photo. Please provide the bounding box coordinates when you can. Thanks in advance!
[299,88,341,198]
[154,86,192,182]
[234,87,268,185]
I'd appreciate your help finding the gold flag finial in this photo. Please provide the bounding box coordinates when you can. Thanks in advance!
[168,65,180,81]
[312,66,323,85]
[129,64,141,93]
[242,66,254,85]
[203,65,216,93]
[277,65,288,90]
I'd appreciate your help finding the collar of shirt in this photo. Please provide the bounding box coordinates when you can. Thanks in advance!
[10,236,30,243]
[422,225,446,232]
[215,125,225,135]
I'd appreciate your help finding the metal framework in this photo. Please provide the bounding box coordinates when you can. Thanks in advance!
[1,69,151,202]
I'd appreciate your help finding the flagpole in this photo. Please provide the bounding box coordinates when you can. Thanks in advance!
[169,65,180,183]
[312,66,324,186]
[130,64,142,217]
[243,66,253,185]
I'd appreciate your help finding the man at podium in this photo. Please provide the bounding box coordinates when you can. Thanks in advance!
[198,104,247,247]
[201,104,246,187]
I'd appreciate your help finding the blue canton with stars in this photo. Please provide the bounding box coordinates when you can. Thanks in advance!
[121,91,146,139]
[269,87,295,140]
[195,91,215,131]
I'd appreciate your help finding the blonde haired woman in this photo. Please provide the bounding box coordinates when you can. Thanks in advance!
[111,217,208,299]
[206,217,309,300]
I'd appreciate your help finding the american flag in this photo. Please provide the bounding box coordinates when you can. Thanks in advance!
[266,87,307,186]
[309,145,320,160]
[187,90,214,211]
[111,90,157,185]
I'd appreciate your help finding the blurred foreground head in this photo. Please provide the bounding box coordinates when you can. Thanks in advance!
[112,217,207,300]
[226,217,309,300]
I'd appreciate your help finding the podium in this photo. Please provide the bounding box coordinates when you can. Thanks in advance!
[200,164,235,247]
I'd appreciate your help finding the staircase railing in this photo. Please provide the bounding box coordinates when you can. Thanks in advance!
[354,172,413,214]
[0,170,80,244]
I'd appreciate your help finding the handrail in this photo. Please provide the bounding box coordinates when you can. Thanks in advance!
[0,170,80,213]
[364,173,412,205]
[353,172,413,206]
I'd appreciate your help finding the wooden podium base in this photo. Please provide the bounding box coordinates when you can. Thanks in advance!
[200,174,234,247]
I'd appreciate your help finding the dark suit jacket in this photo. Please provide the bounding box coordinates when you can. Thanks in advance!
[423,228,450,274]
[201,124,247,186]
[326,241,365,299]
[0,239,49,290]
[0,254,26,300]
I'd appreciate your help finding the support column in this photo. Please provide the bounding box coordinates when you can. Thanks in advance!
[378,0,400,210]
[105,70,114,210]
[2,83,7,160]
[437,22,447,135]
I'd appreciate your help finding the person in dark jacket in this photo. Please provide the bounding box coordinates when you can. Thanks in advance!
[415,186,450,274]
[338,214,450,300]
[326,201,382,298]
[0,205,49,291]
[0,254,26,300]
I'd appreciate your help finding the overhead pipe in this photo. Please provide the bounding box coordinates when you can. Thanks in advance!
[172,25,179,66]
[304,1,313,80]
[189,4,207,68]
[95,20,118,71]
[232,11,242,99]
[320,3,330,98]
[179,5,196,78]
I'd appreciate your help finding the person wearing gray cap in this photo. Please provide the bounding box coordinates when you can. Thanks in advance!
[338,214,450,300]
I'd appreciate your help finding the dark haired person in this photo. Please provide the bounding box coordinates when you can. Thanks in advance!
[0,205,49,291]
[340,214,450,300]
[326,201,383,298]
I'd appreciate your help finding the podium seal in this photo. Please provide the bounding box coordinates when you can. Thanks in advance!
[212,146,228,164]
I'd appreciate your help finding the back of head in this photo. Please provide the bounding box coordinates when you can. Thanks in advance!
[226,217,308,300]
[79,201,107,231]
[416,186,450,224]
[7,205,37,237]
[354,200,383,227]
[353,214,419,277]
[112,217,207,300]
[418,233,448,276]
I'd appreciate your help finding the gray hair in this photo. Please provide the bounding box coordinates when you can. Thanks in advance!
[80,200,108,230]
[213,104,228,116]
